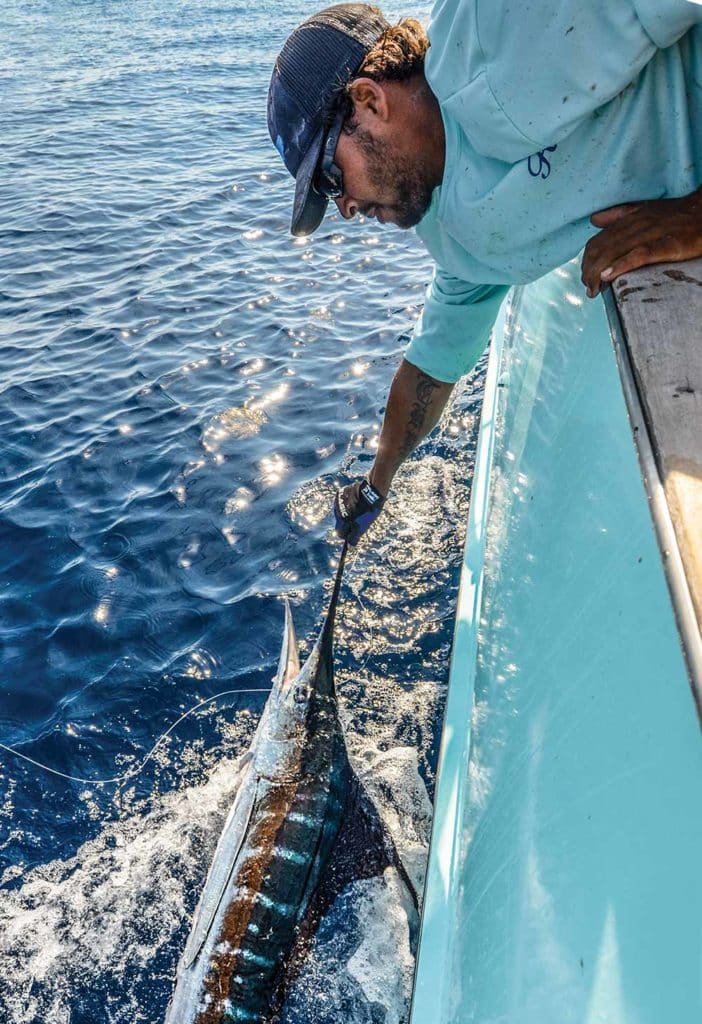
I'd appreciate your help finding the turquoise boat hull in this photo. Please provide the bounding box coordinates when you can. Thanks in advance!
[411,262,702,1024]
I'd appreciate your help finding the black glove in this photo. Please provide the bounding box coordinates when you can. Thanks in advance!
[333,478,386,546]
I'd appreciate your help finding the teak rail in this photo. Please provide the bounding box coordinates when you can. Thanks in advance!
[604,258,702,712]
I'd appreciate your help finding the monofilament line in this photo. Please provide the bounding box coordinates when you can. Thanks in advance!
[0,688,271,786]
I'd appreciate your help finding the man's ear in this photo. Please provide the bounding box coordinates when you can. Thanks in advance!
[347,77,389,125]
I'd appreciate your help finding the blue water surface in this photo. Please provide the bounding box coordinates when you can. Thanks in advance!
[0,3,483,1021]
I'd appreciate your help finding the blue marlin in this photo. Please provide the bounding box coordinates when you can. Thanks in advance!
[166,545,415,1024]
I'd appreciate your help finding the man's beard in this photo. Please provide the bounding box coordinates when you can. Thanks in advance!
[354,127,434,229]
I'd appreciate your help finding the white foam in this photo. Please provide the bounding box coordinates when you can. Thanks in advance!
[354,744,433,898]
[347,870,418,1024]
[281,869,418,1024]
[0,754,246,1023]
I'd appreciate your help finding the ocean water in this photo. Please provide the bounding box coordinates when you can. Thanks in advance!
[0,2,484,1021]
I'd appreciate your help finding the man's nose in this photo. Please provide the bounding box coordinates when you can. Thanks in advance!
[335,195,358,220]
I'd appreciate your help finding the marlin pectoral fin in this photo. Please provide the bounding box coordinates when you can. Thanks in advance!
[181,777,259,970]
[274,599,300,688]
[274,769,419,1016]
[314,769,419,919]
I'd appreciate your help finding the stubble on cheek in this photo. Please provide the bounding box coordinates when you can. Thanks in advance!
[351,129,432,229]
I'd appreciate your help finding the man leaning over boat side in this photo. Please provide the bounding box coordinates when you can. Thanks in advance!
[267,1,702,545]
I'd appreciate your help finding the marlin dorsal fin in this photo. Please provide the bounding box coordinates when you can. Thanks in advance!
[275,599,300,687]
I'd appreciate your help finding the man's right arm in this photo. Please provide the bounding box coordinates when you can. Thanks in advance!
[334,270,508,545]
[367,358,454,497]
[370,272,509,495]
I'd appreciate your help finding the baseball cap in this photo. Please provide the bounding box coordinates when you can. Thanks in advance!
[268,4,390,236]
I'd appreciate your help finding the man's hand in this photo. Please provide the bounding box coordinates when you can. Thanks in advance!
[334,478,386,546]
[581,187,702,298]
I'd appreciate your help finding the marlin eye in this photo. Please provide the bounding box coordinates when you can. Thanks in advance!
[293,686,306,705]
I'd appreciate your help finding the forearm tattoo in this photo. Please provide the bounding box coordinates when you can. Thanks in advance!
[399,372,442,460]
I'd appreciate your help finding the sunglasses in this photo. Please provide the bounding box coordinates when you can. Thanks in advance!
[314,108,345,200]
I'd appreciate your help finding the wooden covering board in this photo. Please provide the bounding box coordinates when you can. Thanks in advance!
[611,259,702,635]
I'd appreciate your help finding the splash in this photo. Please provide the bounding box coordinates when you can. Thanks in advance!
[0,741,432,1024]
[281,870,417,1024]
[0,756,245,1024]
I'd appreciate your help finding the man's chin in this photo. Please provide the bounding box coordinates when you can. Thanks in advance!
[394,207,429,230]
[374,204,426,230]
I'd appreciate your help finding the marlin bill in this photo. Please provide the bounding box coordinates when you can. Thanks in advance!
[165,544,416,1024]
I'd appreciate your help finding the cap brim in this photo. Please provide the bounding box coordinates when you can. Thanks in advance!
[291,127,329,237]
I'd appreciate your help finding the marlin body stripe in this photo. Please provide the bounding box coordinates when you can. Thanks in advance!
[165,547,356,1024]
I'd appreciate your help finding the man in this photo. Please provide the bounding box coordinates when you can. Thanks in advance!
[268,2,702,544]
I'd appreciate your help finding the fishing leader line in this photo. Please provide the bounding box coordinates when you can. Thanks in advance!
[0,688,271,787]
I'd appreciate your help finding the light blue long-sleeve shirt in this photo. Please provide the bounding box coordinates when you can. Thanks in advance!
[405,0,702,383]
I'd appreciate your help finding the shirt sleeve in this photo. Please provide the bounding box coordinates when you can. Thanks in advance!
[404,267,509,384]
[633,0,702,47]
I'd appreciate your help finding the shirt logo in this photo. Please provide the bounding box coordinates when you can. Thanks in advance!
[527,145,557,179]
